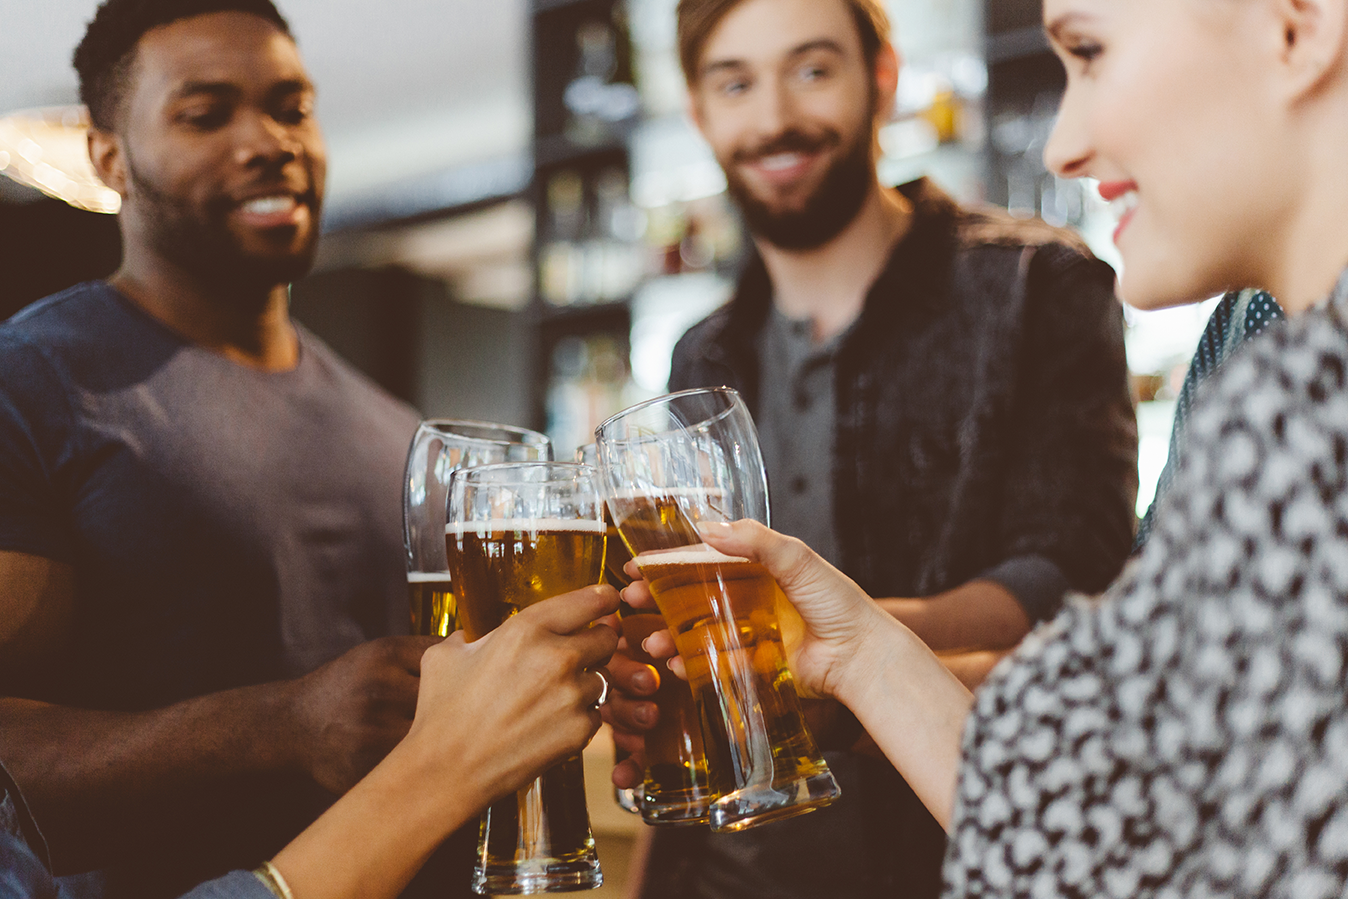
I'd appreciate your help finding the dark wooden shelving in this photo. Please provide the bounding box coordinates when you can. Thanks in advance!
[986,25,1050,65]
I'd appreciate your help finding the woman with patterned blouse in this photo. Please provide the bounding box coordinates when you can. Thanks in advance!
[627,0,1348,895]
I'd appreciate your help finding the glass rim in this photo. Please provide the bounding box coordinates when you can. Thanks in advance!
[416,418,550,449]
[449,460,597,487]
[595,387,743,443]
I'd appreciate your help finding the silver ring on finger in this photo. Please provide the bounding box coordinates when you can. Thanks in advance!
[592,670,611,708]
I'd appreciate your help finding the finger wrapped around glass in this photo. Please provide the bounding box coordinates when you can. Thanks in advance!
[446,461,606,894]
[596,387,840,832]
[578,443,713,825]
[403,420,550,637]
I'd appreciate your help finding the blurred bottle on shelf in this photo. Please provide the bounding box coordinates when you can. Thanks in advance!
[540,166,646,307]
[563,12,640,147]
[643,193,743,278]
[546,334,638,458]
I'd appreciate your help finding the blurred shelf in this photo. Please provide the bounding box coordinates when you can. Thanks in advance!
[533,0,611,13]
[536,299,632,335]
[986,26,1052,65]
[534,133,632,170]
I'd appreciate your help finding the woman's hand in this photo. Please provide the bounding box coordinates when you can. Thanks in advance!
[408,585,621,806]
[270,586,622,899]
[620,521,901,709]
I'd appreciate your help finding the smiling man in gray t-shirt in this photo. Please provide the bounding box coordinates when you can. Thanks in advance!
[0,2,456,897]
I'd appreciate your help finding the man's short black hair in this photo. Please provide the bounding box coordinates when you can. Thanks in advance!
[74,0,292,131]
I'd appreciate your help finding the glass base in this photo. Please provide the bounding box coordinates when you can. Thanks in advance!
[472,858,603,895]
[708,766,841,833]
[641,788,712,826]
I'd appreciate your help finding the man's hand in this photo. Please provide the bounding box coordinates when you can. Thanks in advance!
[287,636,442,795]
[600,616,662,790]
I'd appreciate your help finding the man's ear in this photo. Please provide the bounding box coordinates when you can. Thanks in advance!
[87,126,128,196]
[1274,0,1348,98]
[873,42,900,117]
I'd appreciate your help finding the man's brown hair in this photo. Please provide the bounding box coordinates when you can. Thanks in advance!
[677,0,891,83]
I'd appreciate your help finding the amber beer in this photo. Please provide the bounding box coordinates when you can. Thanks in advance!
[446,518,605,891]
[634,545,836,831]
[407,572,456,636]
[601,503,633,589]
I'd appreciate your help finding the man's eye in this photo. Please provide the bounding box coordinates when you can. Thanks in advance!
[276,103,312,126]
[720,78,750,97]
[797,64,829,83]
[178,107,229,129]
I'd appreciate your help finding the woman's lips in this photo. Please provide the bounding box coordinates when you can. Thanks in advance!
[1098,181,1140,245]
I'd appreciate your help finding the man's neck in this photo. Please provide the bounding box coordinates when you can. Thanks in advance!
[110,253,300,372]
[755,183,913,344]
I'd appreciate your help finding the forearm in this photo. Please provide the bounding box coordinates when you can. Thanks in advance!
[878,579,1031,652]
[836,616,973,831]
[271,736,483,899]
[936,649,1012,690]
[0,683,304,870]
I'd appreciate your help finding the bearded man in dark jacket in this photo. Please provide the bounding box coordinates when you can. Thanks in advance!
[617,0,1139,896]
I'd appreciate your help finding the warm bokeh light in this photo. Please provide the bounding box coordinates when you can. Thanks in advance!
[0,106,120,214]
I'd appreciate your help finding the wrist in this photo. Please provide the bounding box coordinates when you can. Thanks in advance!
[264,677,313,776]
[832,612,914,714]
[371,730,486,839]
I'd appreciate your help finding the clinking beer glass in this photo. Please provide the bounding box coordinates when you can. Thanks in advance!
[577,443,713,825]
[596,388,840,832]
[446,462,606,894]
[402,420,550,637]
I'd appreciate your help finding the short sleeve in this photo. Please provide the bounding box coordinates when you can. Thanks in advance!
[175,870,279,899]
[0,332,77,563]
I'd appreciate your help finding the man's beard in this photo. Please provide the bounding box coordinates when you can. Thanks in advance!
[723,123,875,252]
[126,154,319,299]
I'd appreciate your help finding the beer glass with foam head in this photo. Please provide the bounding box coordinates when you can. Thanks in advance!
[403,421,550,637]
[596,387,840,832]
[577,444,713,825]
[446,461,606,894]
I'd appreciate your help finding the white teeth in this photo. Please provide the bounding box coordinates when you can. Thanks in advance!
[241,195,296,214]
[1110,191,1139,219]
[759,153,804,172]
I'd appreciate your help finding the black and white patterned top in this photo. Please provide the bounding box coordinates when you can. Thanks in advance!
[944,268,1348,899]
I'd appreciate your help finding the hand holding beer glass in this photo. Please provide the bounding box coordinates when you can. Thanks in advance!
[578,444,713,825]
[403,420,550,637]
[446,461,608,894]
[596,388,840,832]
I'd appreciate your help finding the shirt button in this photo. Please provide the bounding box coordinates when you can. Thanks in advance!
[794,390,810,411]
[791,476,808,494]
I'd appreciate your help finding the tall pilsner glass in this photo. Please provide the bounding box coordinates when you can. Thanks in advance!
[447,462,606,894]
[403,420,550,636]
[596,388,840,832]
[578,444,713,825]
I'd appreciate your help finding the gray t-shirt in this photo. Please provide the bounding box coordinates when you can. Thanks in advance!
[0,282,420,896]
[756,307,844,567]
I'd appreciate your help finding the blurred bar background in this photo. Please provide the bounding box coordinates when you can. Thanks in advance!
[1,1,1206,518]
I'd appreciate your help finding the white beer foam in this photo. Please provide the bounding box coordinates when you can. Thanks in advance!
[407,571,452,583]
[634,544,751,566]
[446,518,606,536]
[607,487,725,503]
